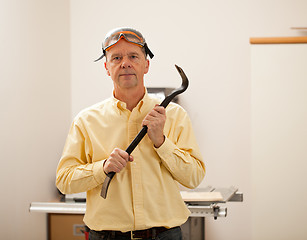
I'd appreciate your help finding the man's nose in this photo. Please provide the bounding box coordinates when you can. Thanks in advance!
[121,57,132,68]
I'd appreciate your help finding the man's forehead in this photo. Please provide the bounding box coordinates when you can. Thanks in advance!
[108,50,142,57]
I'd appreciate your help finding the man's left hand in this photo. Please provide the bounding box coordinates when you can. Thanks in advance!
[142,105,166,148]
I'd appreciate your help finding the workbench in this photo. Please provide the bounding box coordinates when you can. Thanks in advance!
[30,186,242,240]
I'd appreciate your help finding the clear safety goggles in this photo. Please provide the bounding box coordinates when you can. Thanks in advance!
[94,28,154,62]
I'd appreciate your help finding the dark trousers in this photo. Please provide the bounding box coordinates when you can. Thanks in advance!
[89,226,182,240]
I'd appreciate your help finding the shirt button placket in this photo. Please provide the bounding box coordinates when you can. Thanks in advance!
[128,111,145,229]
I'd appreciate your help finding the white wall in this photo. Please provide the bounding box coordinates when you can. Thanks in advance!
[70,1,307,240]
[251,44,307,240]
[0,1,70,239]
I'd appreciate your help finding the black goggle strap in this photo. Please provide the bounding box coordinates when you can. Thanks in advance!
[144,43,154,59]
[94,49,106,62]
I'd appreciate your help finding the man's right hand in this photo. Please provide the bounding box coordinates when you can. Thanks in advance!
[103,148,133,174]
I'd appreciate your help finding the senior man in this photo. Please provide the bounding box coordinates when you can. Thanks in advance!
[56,27,205,240]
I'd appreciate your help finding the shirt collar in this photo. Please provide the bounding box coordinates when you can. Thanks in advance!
[111,88,150,113]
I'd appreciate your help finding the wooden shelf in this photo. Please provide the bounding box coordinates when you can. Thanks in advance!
[250,36,307,44]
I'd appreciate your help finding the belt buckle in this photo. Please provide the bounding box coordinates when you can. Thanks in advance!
[130,231,142,240]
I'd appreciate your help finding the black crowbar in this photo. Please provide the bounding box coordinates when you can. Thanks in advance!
[101,64,189,199]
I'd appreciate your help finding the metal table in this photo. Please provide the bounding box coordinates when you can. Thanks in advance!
[179,186,243,239]
[30,186,243,240]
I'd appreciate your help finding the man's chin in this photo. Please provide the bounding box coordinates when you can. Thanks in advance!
[120,82,138,89]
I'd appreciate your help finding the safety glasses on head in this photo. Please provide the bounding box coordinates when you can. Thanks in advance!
[94,27,154,62]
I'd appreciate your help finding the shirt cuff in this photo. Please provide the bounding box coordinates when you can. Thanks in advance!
[155,137,176,160]
[92,160,107,185]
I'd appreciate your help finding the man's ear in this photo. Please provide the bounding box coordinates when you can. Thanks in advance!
[104,62,110,76]
[144,59,150,74]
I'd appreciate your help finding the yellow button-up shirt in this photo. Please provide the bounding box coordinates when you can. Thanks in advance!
[56,92,205,232]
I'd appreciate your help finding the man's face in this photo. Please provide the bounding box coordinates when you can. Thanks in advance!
[104,39,149,90]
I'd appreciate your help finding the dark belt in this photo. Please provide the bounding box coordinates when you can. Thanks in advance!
[92,226,173,239]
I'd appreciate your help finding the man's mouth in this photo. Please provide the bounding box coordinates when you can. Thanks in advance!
[119,73,135,77]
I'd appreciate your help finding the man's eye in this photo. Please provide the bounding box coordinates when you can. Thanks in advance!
[112,56,121,61]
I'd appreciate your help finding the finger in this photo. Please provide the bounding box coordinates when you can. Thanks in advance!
[104,159,121,173]
[110,157,127,172]
[116,148,130,162]
[105,149,129,173]
[153,105,165,114]
[146,111,162,121]
[109,164,121,173]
